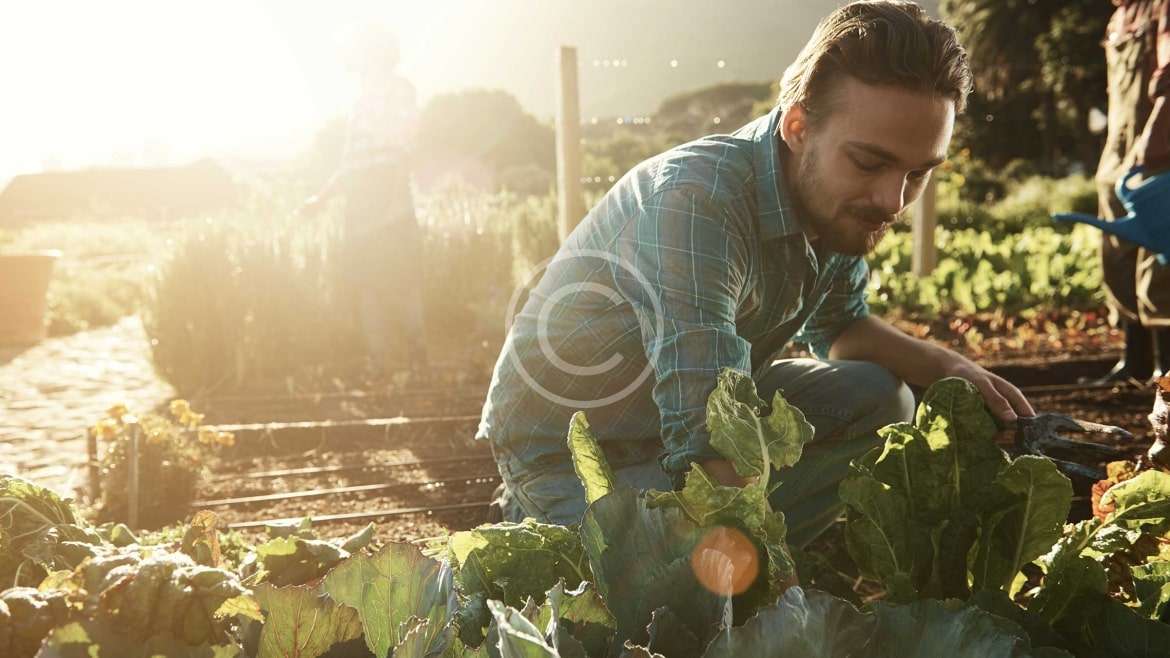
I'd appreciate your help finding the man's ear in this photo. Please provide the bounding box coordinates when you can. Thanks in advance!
[779,103,809,154]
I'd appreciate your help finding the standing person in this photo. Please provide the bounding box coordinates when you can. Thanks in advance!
[302,25,429,383]
[477,1,1034,550]
[1096,0,1170,382]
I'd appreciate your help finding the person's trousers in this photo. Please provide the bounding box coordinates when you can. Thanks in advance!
[493,358,915,549]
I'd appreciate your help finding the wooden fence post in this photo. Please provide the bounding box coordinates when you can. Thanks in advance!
[912,176,939,276]
[555,46,586,242]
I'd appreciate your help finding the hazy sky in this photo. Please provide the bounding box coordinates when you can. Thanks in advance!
[0,0,938,179]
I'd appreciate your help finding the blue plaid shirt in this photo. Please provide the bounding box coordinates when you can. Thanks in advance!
[477,104,870,481]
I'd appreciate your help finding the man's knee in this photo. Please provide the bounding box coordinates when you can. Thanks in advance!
[849,362,916,430]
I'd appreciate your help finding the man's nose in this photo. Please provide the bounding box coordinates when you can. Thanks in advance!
[873,175,909,216]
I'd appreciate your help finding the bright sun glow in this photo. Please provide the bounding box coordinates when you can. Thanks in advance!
[0,0,455,177]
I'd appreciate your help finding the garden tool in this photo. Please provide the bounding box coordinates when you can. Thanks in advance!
[1052,166,1170,265]
[1008,413,1130,482]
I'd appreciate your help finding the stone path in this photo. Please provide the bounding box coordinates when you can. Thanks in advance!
[0,316,173,498]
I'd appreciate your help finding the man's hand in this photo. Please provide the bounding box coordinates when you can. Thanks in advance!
[942,357,1035,423]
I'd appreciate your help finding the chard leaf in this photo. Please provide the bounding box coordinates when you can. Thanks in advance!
[699,586,874,658]
[841,378,1010,602]
[869,598,1070,657]
[706,369,812,486]
[253,584,363,658]
[447,519,589,644]
[252,535,347,587]
[972,456,1072,592]
[1044,590,1170,657]
[1101,470,1170,532]
[1132,560,1170,621]
[579,486,724,652]
[567,412,616,505]
[838,455,915,602]
[321,542,456,658]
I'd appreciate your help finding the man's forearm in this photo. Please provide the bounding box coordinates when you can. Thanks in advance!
[827,315,959,388]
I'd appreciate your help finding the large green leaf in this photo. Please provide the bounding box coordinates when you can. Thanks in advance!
[1132,561,1170,621]
[1044,590,1170,657]
[253,584,363,658]
[579,486,724,653]
[869,599,1071,657]
[322,542,456,658]
[700,586,873,658]
[536,581,615,658]
[971,456,1072,592]
[567,412,616,505]
[646,466,793,610]
[705,369,812,487]
[488,600,558,658]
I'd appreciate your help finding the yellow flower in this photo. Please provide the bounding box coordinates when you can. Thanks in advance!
[169,399,191,419]
[145,429,166,445]
[92,418,119,441]
[107,403,130,421]
[198,427,218,446]
[182,411,205,428]
[215,432,235,448]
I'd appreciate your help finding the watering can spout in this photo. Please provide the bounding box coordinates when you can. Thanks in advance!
[1050,166,1170,265]
[1053,211,1158,245]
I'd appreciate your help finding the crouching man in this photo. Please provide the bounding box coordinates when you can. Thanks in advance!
[477,1,1033,549]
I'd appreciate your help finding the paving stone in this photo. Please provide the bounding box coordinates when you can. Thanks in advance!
[0,316,174,495]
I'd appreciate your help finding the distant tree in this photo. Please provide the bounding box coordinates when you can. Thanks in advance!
[415,89,555,184]
[941,0,1111,173]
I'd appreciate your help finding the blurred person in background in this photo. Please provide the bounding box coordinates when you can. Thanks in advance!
[1095,0,1170,383]
[301,25,428,384]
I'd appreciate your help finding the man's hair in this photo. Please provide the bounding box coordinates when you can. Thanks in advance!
[778,1,972,124]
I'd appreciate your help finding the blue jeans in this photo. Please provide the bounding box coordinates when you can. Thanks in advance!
[492,359,915,548]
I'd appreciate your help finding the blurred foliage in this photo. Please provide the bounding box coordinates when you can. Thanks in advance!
[1,221,162,336]
[146,186,559,395]
[941,0,1113,173]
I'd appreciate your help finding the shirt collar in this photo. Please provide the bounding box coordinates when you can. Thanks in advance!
[734,103,806,241]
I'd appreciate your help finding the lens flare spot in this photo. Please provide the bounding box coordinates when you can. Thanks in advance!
[691,526,758,596]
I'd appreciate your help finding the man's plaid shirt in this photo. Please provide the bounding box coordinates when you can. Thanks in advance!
[477,104,871,482]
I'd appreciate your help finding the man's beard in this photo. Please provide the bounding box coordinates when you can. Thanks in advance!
[792,146,898,256]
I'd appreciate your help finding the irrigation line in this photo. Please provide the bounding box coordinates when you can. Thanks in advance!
[226,500,492,529]
[194,474,500,508]
[1018,381,1140,396]
[210,453,495,482]
[205,414,481,434]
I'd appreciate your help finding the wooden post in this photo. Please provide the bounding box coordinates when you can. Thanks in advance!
[127,422,141,529]
[555,46,586,242]
[912,176,939,276]
[87,428,101,503]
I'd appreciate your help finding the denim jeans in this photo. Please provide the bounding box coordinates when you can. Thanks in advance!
[492,358,915,549]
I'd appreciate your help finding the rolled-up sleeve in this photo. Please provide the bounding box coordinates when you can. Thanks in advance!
[611,187,752,483]
[793,256,871,359]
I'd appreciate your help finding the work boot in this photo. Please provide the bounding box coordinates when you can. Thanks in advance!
[1093,322,1154,384]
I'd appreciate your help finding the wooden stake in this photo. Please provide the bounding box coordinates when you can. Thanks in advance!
[555,46,586,242]
[86,428,101,503]
[127,422,140,529]
[912,176,938,276]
